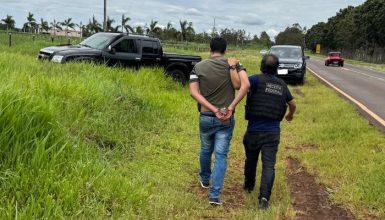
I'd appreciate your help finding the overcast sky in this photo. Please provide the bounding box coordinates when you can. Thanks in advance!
[1,0,365,38]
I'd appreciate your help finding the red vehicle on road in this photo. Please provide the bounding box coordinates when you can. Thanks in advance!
[325,52,344,67]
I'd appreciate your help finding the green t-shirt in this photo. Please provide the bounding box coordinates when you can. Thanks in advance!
[189,56,245,112]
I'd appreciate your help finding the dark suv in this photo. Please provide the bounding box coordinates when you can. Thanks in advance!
[266,45,309,84]
[37,33,201,84]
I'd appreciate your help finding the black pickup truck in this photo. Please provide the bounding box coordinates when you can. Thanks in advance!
[37,33,201,84]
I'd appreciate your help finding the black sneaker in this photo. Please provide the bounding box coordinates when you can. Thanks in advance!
[259,197,269,209]
[199,180,209,189]
[243,185,254,193]
[209,198,222,206]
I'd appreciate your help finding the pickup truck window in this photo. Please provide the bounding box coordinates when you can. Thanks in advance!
[143,40,158,54]
[79,33,117,50]
[115,39,137,53]
[153,42,159,54]
[142,40,153,54]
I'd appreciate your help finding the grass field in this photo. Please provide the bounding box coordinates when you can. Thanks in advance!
[0,33,384,219]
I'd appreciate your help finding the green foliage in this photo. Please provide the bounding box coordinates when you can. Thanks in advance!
[0,49,183,218]
[275,24,305,47]
[121,15,133,33]
[23,12,37,33]
[1,15,16,30]
[259,31,273,47]
[61,18,76,36]
[306,0,385,51]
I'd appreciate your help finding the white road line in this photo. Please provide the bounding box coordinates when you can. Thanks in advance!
[307,66,385,128]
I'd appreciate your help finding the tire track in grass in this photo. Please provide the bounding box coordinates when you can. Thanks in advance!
[284,86,355,220]
[285,156,356,220]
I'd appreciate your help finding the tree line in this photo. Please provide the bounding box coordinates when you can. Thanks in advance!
[305,0,385,62]
[274,23,306,47]
[0,12,273,47]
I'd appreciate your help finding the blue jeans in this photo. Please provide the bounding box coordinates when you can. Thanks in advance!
[199,113,235,199]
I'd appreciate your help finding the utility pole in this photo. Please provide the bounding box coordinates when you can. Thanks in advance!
[80,21,83,39]
[103,0,107,32]
[212,18,217,37]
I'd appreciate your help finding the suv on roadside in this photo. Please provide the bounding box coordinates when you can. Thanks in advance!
[37,32,201,84]
[265,45,309,84]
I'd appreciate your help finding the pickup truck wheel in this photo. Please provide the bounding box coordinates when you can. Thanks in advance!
[340,62,344,67]
[167,69,187,85]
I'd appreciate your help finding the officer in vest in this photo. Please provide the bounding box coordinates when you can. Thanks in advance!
[243,54,296,209]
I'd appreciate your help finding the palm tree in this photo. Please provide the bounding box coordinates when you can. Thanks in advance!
[121,15,133,33]
[135,26,144,35]
[186,22,195,41]
[50,19,62,36]
[61,18,75,37]
[76,22,86,38]
[147,19,161,36]
[26,12,36,33]
[179,20,195,41]
[165,22,172,31]
[40,18,49,33]
[1,15,15,31]
[163,22,177,41]
[106,17,121,32]
[179,20,187,41]
[87,15,102,34]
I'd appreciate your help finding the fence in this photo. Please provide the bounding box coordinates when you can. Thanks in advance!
[0,30,83,47]
[1,31,251,53]
[342,48,385,64]
[162,42,208,52]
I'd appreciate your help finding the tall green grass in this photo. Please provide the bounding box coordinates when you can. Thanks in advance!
[284,74,385,218]
[0,50,183,218]
[0,39,293,219]
[1,32,385,219]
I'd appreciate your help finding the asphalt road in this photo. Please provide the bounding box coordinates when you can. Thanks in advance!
[306,57,385,130]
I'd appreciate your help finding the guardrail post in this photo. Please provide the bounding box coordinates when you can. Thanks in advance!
[8,33,12,47]
[51,37,54,43]
[33,35,35,42]
[68,38,70,44]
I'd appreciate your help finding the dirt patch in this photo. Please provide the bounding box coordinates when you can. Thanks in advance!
[285,157,356,220]
[221,182,246,209]
[293,88,305,98]
[85,133,117,149]
[286,143,319,152]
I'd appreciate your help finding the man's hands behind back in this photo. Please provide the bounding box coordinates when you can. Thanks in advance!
[215,107,233,123]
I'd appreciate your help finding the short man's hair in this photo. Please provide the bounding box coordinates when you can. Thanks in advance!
[210,37,227,54]
[260,54,279,75]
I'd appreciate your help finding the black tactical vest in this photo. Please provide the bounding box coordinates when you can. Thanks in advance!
[245,74,288,121]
